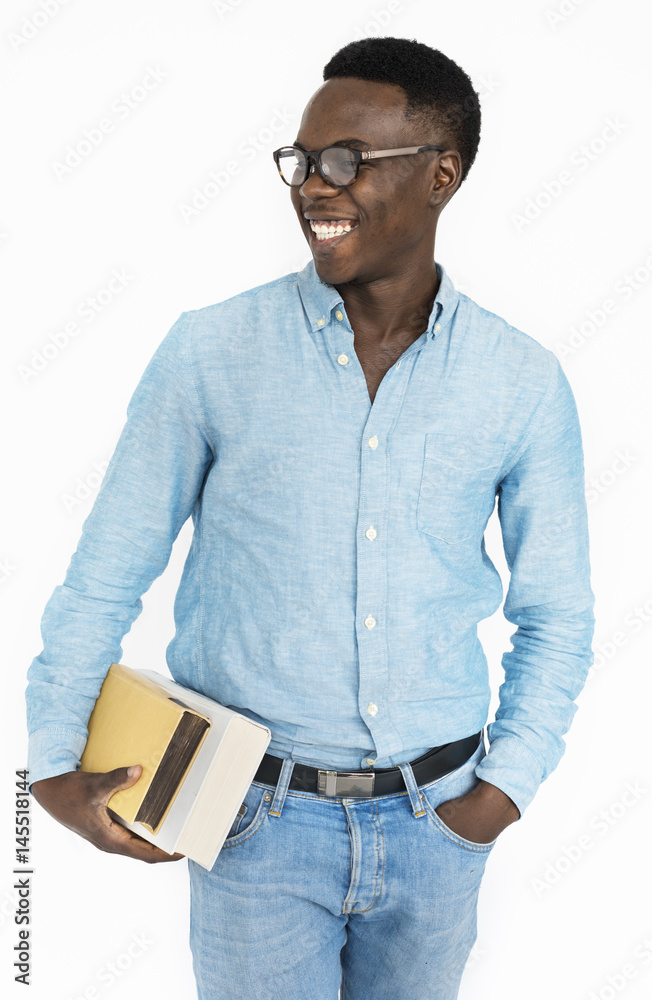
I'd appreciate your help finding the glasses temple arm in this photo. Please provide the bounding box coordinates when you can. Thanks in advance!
[361,146,446,160]
[362,145,447,160]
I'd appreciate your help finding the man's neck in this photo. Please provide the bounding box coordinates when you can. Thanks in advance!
[333,256,440,347]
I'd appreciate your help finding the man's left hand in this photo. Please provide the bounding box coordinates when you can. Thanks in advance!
[435,779,520,844]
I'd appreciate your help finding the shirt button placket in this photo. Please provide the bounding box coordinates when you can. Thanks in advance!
[355,421,390,758]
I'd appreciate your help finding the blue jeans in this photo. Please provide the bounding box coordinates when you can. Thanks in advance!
[188,734,496,999]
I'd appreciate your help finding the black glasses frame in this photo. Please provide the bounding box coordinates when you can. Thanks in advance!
[272,143,447,188]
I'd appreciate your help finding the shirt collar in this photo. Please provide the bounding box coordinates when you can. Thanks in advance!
[296,257,459,340]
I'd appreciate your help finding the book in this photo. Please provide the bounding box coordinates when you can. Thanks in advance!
[79,663,211,833]
[79,663,272,870]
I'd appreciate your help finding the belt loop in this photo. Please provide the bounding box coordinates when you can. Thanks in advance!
[268,758,295,818]
[398,760,426,818]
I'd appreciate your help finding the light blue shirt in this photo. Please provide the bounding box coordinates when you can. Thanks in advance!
[26,259,595,816]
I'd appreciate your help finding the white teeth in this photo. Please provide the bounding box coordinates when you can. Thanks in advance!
[308,220,356,241]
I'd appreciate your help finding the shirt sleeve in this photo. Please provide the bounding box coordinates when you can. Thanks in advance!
[474,355,595,816]
[25,311,214,793]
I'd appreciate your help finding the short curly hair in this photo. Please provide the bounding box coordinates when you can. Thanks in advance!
[323,37,481,189]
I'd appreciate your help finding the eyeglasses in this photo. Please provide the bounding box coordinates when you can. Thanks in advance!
[272,143,447,188]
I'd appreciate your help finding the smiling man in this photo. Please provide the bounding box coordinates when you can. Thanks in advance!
[26,36,594,1000]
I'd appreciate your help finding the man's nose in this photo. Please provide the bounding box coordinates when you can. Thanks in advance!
[299,161,338,198]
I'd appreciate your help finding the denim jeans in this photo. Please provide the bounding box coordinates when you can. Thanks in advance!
[188,734,496,999]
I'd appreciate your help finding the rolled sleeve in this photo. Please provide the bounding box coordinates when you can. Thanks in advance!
[474,356,595,816]
[25,311,214,793]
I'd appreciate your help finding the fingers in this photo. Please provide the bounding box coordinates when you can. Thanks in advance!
[94,763,143,802]
[87,766,184,863]
[101,816,185,863]
[34,766,186,863]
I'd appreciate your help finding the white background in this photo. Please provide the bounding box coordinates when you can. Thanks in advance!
[2,1,651,998]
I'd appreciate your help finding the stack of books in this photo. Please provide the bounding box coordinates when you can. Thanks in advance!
[79,663,271,870]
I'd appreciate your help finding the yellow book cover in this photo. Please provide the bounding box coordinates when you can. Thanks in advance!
[79,663,210,832]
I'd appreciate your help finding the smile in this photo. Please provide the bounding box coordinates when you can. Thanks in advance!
[308,219,359,242]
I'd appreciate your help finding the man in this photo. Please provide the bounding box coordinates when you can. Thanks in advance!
[27,36,594,1000]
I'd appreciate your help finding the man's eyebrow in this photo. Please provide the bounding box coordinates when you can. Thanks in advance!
[293,138,372,150]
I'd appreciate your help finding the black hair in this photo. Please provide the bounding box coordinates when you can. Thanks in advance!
[323,37,481,189]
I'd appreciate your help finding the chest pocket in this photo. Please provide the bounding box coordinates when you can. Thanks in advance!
[417,433,508,545]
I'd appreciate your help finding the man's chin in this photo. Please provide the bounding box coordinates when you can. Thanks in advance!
[311,254,359,287]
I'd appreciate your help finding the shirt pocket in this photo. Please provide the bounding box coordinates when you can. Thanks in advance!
[417,433,508,545]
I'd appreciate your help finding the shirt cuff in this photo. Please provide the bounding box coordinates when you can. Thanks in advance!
[27,727,88,793]
[474,734,546,817]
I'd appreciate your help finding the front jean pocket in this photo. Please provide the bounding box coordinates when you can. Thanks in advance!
[222,781,272,849]
[418,738,497,853]
[417,433,507,544]
[421,796,497,853]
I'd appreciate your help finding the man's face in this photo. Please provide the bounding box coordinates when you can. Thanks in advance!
[289,76,450,287]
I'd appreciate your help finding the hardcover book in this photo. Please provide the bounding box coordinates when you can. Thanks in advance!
[79,663,272,869]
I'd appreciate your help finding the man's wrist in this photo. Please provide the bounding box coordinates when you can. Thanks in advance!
[471,778,521,824]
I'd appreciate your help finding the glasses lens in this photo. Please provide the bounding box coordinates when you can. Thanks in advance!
[320,147,358,186]
[277,147,307,186]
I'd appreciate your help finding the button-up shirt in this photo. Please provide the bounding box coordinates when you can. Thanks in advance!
[26,258,595,815]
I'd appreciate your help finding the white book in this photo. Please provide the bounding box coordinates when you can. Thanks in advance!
[113,669,271,870]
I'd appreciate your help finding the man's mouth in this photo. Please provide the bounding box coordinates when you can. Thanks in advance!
[307,219,359,243]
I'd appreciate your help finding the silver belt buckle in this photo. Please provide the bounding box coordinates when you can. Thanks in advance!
[317,770,376,797]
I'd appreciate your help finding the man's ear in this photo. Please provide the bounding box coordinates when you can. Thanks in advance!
[428,150,463,210]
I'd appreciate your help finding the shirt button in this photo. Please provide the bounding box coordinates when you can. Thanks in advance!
[337,353,349,365]
[364,615,376,629]
[365,526,377,540]
[435,322,441,332]
[367,703,378,717]
[335,309,344,321]
[317,318,325,326]
[368,436,378,449]
[365,758,376,766]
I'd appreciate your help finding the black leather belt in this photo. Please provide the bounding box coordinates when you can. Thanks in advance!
[253,730,483,798]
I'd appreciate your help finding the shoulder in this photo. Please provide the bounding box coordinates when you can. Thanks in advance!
[455,287,560,390]
[181,270,300,331]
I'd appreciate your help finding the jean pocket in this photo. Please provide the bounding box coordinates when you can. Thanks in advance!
[418,738,497,853]
[421,797,497,853]
[222,781,272,849]
[417,433,507,544]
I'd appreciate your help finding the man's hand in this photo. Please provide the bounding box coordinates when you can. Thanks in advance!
[435,779,520,844]
[30,765,185,864]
